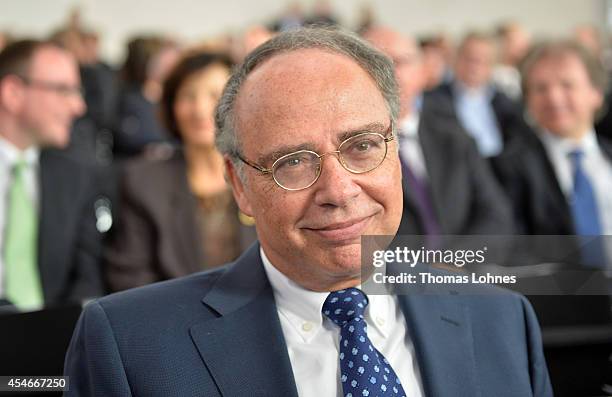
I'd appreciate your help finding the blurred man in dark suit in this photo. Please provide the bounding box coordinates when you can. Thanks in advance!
[363,27,514,237]
[492,41,612,262]
[428,32,528,158]
[0,40,105,310]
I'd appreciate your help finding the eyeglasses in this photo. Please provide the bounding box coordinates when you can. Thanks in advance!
[18,76,84,98]
[237,120,395,191]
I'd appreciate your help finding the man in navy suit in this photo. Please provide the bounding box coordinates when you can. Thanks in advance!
[65,28,552,396]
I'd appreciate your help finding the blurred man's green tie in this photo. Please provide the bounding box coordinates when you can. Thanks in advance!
[4,159,43,310]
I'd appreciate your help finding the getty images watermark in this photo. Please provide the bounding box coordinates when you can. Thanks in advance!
[370,245,517,285]
[360,235,612,296]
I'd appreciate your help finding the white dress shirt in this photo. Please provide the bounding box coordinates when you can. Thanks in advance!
[398,113,428,181]
[492,64,522,101]
[0,135,40,298]
[454,83,504,157]
[261,248,424,397]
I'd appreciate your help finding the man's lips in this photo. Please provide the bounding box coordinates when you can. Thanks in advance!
[302,215,375,242]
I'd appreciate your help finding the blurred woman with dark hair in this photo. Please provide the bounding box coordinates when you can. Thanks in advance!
[106,51,255,292]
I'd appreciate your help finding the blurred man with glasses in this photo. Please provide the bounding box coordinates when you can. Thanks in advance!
[65,28,551,397]
[0,40,105,311]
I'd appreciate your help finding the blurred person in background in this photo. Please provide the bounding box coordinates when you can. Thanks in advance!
[427,33,455,85]
[573,24,604,63]
[230,25,274,64]
[364,26,513,238]
[113,35,180,157]
[105,51,256,292]
[304,0,339,27]
[419,37,447,90]
[428,31,529,158]
[270,2,304,32]
[49,24,117,244]
[356,3,377,34]
[577,24,612,141]
[492,41,612,251]
[50,7,116,134]
[492,21,531,100]
[0,40,105,310]
[0,31,12,52]
[50,27,117,164]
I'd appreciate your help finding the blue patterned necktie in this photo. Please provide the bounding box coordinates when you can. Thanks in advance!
[568,149,605,268]
[323,288,407,397]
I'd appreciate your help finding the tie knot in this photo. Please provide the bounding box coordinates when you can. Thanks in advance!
[568,149,585,164]
[12,159,27,177]
[322,287,369,327]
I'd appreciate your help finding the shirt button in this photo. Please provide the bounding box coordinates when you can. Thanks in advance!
[376,317,385,326]
[302,322,313,332]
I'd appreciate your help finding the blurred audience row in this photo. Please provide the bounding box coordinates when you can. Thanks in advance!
[0,5,611,310]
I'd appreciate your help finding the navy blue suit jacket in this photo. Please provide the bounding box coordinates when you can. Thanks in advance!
[64,243,552,396]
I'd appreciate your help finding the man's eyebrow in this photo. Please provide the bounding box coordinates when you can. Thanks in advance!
[336,121,389,143]
[257,142,317,166]
[256,121,389,166]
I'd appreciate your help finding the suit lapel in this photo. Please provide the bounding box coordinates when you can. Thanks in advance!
[401,169,420,217]
[417,119,445,227]
[190,245,299,397]
[597,134,612,162]
[531,137,574,232]
[397,292,479,397]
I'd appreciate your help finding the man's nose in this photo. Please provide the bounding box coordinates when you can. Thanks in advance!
[72,93,86,117]
[312,153,362,207]
[543,85,564,105]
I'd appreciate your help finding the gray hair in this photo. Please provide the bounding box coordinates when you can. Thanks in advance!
[214,27,400,171]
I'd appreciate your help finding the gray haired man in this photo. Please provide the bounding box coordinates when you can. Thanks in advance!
[65,28,552,397]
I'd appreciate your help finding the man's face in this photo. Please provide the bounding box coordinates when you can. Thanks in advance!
[18,46,86,148]
[454,39,495,89]
[364,29,425,116]
[526,53,603,139]
[230,49,403,291]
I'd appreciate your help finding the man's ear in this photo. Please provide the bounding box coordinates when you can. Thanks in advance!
[0,75,26,114]
[225,156,254,217]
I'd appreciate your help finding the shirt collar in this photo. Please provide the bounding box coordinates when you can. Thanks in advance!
[453,80,494,100]
[260,247,393,342]
[399,112,420,138]
[538,127,598,157]
[0,135,40,168]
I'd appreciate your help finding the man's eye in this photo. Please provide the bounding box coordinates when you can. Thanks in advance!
[347,138,379,153]
[277,154,311,169]
[356,141,373,151]
[286,157,302,167]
